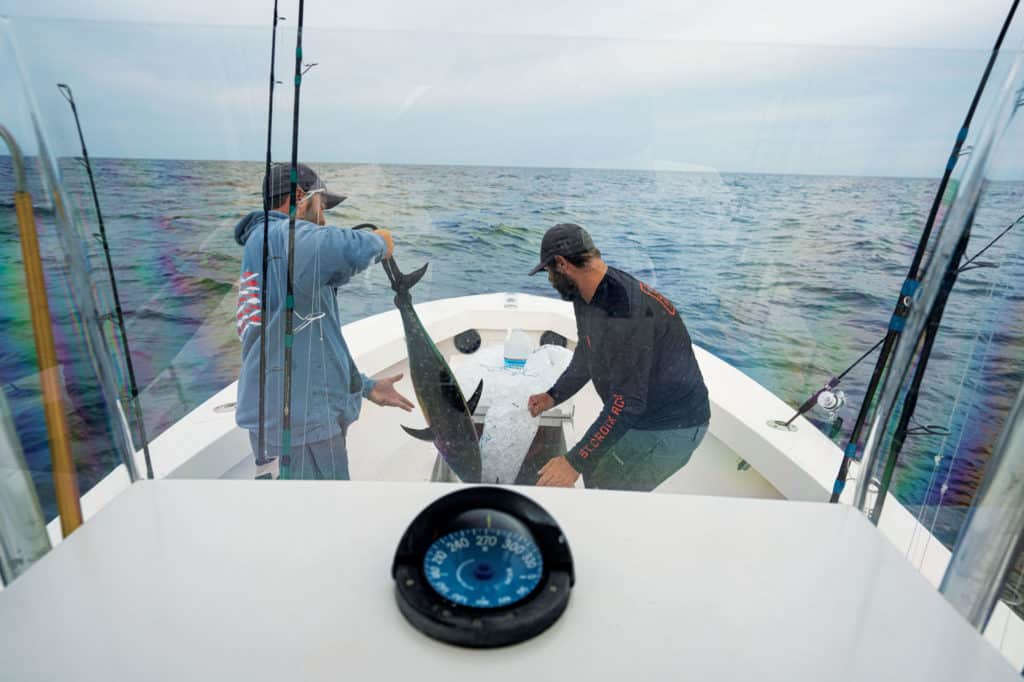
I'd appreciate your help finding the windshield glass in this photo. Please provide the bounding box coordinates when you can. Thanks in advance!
[1,13,1023,664]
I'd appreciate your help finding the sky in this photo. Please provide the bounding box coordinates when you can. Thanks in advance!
[1,1,1023,176]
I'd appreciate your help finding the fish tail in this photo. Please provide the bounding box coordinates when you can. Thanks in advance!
[383,257,428,295]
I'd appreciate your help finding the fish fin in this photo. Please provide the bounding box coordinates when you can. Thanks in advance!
[437,369,473,414]
[402,263,429,290]
[401,424,436,442]
[384,257,429,294]
[466,380,483,415]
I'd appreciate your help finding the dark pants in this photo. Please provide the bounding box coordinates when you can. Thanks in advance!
[584,423,708,492]
[248,429,350,480]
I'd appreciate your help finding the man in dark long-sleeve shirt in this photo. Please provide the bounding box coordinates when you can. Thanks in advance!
[527,223,710,491]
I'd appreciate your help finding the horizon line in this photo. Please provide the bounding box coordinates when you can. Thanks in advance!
[0,152,955,182]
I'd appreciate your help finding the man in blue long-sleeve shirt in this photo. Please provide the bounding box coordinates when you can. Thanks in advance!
[527,223,710,491]
[234,163,413,479]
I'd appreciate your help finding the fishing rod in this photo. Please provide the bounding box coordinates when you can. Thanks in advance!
[870,212,1022,521]
[779,211,1022,434]
[256,0,284,470]
[775,337,884,430]
[56,83,153,480]
[958,213,1024,273]
[827,0,1020,504]
[280,0,308,480]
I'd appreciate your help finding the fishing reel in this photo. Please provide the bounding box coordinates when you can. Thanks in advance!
[770,376,846,432]
[815,388,846,420]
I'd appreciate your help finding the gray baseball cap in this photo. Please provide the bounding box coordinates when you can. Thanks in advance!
[263,162,346,209]
[528,223,596,275]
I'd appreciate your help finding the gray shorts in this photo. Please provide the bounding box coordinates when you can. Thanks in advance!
[584,423,708,492]
[248,429,350,480]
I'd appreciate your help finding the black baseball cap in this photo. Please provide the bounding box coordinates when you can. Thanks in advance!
[263,162,346,209]
[528,223,596,275]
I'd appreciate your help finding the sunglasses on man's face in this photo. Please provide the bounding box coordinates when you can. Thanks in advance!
[299,187,325,204]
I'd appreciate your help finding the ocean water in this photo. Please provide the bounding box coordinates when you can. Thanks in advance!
[1,158,1023,550]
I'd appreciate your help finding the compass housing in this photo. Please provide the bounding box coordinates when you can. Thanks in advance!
[392,487,575,648]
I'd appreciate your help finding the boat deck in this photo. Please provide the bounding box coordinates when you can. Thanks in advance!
[32,292,1024,669]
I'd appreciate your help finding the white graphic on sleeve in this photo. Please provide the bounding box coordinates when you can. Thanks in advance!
[236,271,261,338]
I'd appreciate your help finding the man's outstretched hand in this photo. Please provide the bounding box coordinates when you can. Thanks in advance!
[368,373,415,412]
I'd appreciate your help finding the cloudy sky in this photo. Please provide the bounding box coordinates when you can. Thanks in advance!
[1,1,1022,176]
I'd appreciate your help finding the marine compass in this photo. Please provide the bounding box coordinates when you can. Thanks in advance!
[392,487,574,648]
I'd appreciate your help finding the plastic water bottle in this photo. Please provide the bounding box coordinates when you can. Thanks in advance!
[503,329,531,371]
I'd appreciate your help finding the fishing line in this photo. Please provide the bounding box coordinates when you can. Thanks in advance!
[297,243,319,481]
[919,252,1004,564]
[903,236,1003,564]
[959,212,1023,272]
[871,210,1023,518]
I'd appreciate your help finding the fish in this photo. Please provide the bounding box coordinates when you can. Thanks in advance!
[382,256,483,482]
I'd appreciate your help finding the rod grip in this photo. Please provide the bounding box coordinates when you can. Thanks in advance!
[15,191,83,536]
